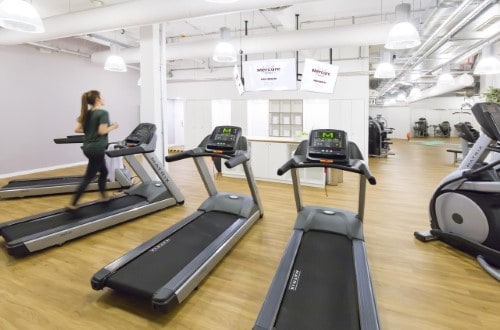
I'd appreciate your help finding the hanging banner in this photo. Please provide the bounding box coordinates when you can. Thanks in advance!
[242,58,297,91]
[233,65,245,96]
[300,58,339,94]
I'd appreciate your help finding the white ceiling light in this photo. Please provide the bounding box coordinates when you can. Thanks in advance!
[104,44,127,72]
[0,0,44,33]
[385,3,421,50]
[396,92,407,102]
[473,43,500,75]
[408,86,422,99]
[213,27,236,63]
[456,73,474,86]
[374,50,395,79]
[437,64,454,86]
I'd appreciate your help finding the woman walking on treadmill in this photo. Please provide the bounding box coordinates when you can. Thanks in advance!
[67,90,118,210]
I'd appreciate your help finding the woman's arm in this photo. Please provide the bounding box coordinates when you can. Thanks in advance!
[98,122,119,135]
[74,122,84,133]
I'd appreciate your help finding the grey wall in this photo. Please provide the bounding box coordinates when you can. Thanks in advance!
[0,45,140,177]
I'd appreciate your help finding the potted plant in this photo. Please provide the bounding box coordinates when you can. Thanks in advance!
[483,87,500,104]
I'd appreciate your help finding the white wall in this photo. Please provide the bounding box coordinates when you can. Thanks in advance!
[211,100,231,129]
[0,45,140,177]
[303,99,329,133]
[184,100,212,149]
[247,99,269,137]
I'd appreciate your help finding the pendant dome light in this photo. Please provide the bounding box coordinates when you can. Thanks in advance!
[385,3,421,50]
[213,27,237,63]
[104,44,127,72]
[0,0,44,33]
[474,43,500,75]
[437,64,455,86]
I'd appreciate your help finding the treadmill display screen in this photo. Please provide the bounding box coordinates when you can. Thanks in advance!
[307,129,349,162]
[125,123,156,146]
[206,126,242,153]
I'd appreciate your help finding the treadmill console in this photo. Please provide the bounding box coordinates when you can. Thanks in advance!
[205,126,242,154]
[125,123,156,146]
[307,129,349,163]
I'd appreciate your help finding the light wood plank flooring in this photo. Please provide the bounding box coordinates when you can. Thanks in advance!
[0,138,499,329]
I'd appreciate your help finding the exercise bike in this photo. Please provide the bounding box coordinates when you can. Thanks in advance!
[415,103,500,280]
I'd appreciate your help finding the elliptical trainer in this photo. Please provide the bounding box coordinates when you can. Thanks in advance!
[415,103,500,280]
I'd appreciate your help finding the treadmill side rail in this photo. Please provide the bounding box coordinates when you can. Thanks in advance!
[353,240,381,330]
[152,211,261,311]
[254,231,303,330]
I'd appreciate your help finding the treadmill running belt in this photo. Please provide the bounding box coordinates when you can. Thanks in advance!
[105,211,240,298]
[0,195,146,242]
[275,231,359,330]
[2,176,96,189]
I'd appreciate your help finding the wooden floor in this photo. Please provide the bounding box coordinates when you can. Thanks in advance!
[1,138,499,329]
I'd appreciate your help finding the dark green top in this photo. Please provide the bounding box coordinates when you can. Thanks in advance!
[83,109,110,152]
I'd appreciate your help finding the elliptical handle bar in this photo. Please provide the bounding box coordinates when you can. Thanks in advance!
[462,158,500,179]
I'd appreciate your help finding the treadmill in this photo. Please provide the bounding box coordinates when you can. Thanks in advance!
[0,135,133,199]
[254,129,379,330]
[91,125,264,312]
[0,123,184,257]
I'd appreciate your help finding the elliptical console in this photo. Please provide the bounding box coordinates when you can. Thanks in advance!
[307,129,349,163]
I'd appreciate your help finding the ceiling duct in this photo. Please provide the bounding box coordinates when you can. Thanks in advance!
[91,22,392,63]
[0,0,317,45]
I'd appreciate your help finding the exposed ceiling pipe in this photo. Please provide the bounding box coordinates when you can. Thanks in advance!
[28,42,90,58]
[378,0,494,96]
[406,79,475,103]
[91,22,392,64]
[0,0,317,45]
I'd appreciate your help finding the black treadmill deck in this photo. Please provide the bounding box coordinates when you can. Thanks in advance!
[1,176,97,189]
[275,231,360,330]
[0,195,146,242]
[105,211,240,298]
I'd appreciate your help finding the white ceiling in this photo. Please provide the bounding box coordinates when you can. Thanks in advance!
[5,0,500,100]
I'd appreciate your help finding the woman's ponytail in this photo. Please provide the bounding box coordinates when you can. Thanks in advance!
[78,90,100,125]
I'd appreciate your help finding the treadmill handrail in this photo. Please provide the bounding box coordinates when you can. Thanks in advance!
[165,147,249,165]
[53,135,85,144]
[278,155,376,185]
[224,151,249,168]
[106,144,154,157]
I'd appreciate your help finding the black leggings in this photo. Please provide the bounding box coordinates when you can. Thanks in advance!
[71,149,108,206]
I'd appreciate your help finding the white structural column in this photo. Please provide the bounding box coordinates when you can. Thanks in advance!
[140,24,168,163]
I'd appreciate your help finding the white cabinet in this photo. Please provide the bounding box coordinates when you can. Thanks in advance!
[249,141,291,182]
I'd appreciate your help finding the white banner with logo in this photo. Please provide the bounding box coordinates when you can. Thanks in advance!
[242,58,297,91]
[300,59,339,94]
